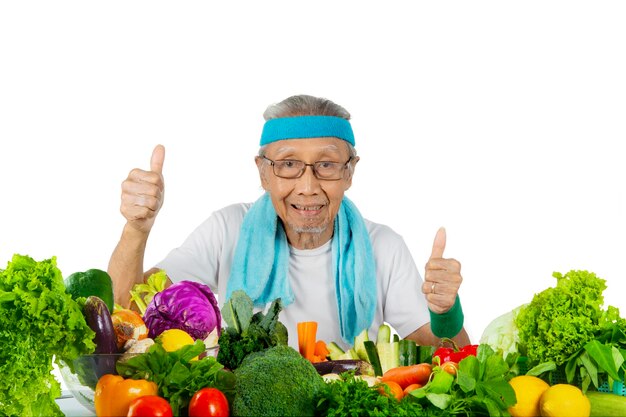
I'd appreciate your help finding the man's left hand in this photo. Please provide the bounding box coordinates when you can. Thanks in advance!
[422,227,463,314]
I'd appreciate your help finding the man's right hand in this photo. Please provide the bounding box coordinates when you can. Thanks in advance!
[120,145,165,234]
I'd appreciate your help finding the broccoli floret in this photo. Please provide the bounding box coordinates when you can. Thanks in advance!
[232,345,325,417]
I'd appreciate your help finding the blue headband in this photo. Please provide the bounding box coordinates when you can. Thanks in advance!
[260,115,355,146]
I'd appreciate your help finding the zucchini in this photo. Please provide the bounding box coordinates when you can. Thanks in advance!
[353,328,370,361]
[364,340,383,376]
[398,339,418,366]
[84,295,118,354]
[587,391,626,417]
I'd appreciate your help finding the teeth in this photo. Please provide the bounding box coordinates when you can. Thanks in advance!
[294,205,322,211]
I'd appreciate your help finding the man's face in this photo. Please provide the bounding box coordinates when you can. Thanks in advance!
[256,137,357,248]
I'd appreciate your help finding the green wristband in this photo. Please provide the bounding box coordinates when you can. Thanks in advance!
[429,295,464,338]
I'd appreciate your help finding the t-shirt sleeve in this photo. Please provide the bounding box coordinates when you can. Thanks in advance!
[374,227,430,338]
[154,210,227,291]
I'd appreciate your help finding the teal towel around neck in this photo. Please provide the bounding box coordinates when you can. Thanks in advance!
[226,192,377,343]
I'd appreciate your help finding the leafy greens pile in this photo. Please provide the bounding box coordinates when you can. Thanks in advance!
[516,270,626,390]
[117,340,236,416]
[0,254,96,417]
[216,290,288,370]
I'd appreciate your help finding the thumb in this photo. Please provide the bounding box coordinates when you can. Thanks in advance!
[429,227,447,259]
[150,144,165,174]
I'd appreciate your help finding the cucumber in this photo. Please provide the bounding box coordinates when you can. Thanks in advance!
[398,339,418,366]
[84,295,118,354]
[327,341,346,361]
[364,340,383,376]
[377,340,400,375]
[337,348,359,360]
[418,345,436,364]
[587,391,626,416]
[376,324,391,344]
[353,328,370,361]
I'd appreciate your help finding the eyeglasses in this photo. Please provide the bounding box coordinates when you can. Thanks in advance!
[262,156,353,180]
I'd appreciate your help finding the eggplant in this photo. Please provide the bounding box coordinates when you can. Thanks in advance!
[84,295,118,354]
[78,296,120,387]
[313,359,375,377]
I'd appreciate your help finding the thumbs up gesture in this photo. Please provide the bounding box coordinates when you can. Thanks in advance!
[120,145,166,234]
[422,227,463,314]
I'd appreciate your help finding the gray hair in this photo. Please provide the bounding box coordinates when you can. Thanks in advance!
[259,95,357,164]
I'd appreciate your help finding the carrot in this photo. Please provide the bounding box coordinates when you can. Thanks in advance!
[403,383,422,396]
[377,380,404,401]
[380,363,432,389]
[297,321,318,361]
[314,340,330,359]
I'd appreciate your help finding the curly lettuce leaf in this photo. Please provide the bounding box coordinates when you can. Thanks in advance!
[0,254,95,417]
[515,270,608,366]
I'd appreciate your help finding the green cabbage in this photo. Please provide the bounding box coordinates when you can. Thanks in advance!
[0,254,96,416]
[480,304,525,359]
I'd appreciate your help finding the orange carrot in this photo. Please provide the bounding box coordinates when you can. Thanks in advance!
[381,363,432,389]
[403,383,422,396]
[314,340,330,359]
[377,381,404,401]
[297,321,318,361]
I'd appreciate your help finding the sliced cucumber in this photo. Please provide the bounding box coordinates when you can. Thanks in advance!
[364,340,383,376]
[377,340,400,375]
[376,324,391,344]
[337,348,360,360]
[353,328,370,361]
[327,341,346,361]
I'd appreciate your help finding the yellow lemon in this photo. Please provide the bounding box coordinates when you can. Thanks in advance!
[157,328,195,352]
[508,375,551,417]
[539,384,590,417]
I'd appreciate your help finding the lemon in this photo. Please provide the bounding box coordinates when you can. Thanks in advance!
[539,384,590,417]
[508,375,551,417]
[156,328,195,352]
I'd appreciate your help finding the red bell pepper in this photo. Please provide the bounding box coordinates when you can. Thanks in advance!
[432,341,478,364]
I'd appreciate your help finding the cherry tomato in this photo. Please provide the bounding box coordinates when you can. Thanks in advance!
[127,395,173,417]
[188,387,230,417]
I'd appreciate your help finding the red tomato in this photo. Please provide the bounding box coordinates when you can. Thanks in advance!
[127,395,173,417]
[188,388,230,417]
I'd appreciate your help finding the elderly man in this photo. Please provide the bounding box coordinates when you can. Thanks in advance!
[108,94,470,348]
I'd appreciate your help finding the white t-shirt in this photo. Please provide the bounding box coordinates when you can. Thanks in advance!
[155,203,429,349]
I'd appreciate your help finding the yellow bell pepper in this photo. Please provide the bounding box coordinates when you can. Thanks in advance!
[94,374,158,417]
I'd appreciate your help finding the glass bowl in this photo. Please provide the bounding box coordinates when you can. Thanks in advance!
[58,345,220,412]
[58,353,124,413]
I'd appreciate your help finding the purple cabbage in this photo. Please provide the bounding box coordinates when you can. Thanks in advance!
[143,280,221,340]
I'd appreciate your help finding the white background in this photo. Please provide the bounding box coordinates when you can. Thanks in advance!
[1,1,625,344]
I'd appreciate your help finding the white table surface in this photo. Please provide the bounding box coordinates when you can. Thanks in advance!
[56,391,95,417]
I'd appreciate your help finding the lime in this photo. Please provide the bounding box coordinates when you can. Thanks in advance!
[65,268,114,313]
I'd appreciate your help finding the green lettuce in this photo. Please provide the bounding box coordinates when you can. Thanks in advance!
[0,254,96,417]
[515,270,616,366]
